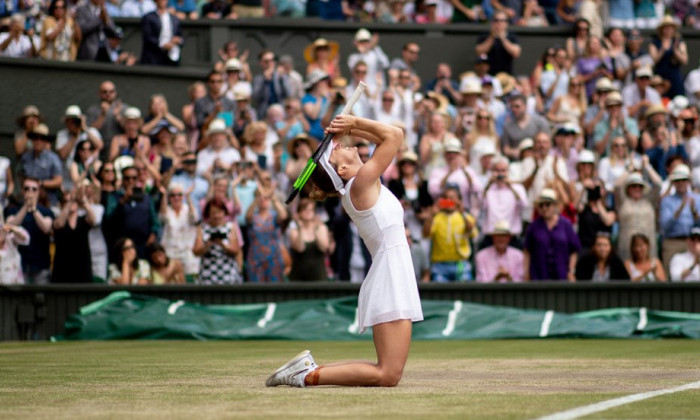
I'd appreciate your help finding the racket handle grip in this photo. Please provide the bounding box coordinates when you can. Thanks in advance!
[285,188,301,205]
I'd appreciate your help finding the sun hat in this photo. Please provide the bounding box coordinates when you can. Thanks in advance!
[287,133,314,158]
[577,149,596,164]
[28,123,50,139]
[124,107,142,120]
[669,164,691,182]
[518,138,534,153]
[64,105,82,119]
[21,105,41,118]
[398,151,419,164]
[206,118,228,136]
[443,138,463,153]
[624,172,650,195]
[644,104,667,119]
[488,220,512,236]
[225,58,242,71]
[149,120,177,136]
[656,15,679,34]
[460,79,482,95]
[304,69,330,91]
[554,122,580,136]
[536,188,558,203]
[605,91,623,107]
[595,77,613,92]
[355,28,372,42]
[304,38,340,64]
[636,66,653,79]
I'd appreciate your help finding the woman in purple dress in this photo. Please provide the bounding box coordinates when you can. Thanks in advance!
[577,36,613,100]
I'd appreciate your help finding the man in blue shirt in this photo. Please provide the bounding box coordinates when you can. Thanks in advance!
[170,151,209,217]
[660,164,700,275]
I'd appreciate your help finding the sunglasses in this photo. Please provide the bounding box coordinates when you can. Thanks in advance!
[80,147,93,152]
[355,70,367,75]
[382,98,394,102]
[169,193,183,197]
[577,26,589,31]
[407,49,420,54]
[123,176,137,181]
[477,115,490,120]
[612,143,626,148]
[24,186,38,192]
[538,202,553,209]
[122,244,135,251]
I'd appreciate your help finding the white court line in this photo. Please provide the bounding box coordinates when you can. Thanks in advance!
[256,303,277,328]
[637,307,648,331]
[442,301,463,337]
[534,380,700,420]
[539,310,554,337]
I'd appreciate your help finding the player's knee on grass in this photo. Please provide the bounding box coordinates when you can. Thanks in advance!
[377,368,403,387]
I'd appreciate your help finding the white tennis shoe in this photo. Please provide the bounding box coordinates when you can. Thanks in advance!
[265,350,318,387]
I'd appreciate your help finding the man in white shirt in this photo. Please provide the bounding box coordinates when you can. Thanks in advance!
[0,15,35,57]
[621,66,661,120]
[521,131,569,221]
[669,228,700,282]
[347,28,389,92]
[196,118,241,178]
[121,0,156,17]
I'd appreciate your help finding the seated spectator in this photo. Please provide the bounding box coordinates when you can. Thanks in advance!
[576,232,630,281]
[592,91,639,157]
[245,188,288,282]
[140,0,183,66]
[0,223,30,284]
[583,77,613,137]
[288,198,330,281]
[142,94,186,136]
[0,14,36,58]
[201,0,235,19]
[660,164,699,273]
[14,105,43,158]
[76,0,116,61]
[378,0,411,23]
[241,122,273,171]
[524,188,581,281]
[423,185,478,282]
[4,177,54,284]
[477,77,506,129]
[540,47,571,110]
[193,198,242,284]
[416,0,448,23]
[501,94,550,160]
[614,169,662,262]
[222,58,253,102]
[159,183,199,282]
[465,109,498,171]
[147,120,177,178]
[475,220,524,282]
[104,166,161,259]
[625,233,666,282]
[481,156,528,241]
[669,227,700,282]
[231,90,258,139]
[168,0,198,19]
[285,134,314,181]
[40,0,82,61]
[147,243,185,284]
[52,188,96,283]
[170,151,209,214]
[427,138,482,217]
[21,125,63,207]
[196,119,241,179]
[108,237,151,284]
[122,0,156,17]
[109,107,151,161]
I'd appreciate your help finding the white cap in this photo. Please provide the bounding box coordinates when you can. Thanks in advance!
[460,79,482,94]
[669,164,691,182]
[225,58,242,71]
[577,149,596,164]
[355,28,372,42]
[636,66,653,78]
[444,138,463,153]
[124,107,142,120]
[64,105,82,118]
[206,118,228,136]
[488,220,512,236]
[668,95,690,118]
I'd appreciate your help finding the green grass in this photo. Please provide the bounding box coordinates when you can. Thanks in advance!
[1,340,699,419]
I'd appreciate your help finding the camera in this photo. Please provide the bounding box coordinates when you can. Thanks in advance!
[587,186,601,201]
[131,186,144,202]
[210,231,227,241]
[438,198,457,211]
[496,174,505,181]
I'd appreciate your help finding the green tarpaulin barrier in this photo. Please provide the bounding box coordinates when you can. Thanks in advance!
[52,292,700,341]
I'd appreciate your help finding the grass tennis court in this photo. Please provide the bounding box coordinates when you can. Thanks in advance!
[1,340,699,419]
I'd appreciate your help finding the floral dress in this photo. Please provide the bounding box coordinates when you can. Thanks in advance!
[245,211,284,283]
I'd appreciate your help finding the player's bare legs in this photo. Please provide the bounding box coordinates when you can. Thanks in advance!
[305,319,412,387]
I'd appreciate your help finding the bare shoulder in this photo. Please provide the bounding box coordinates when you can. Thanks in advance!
[348,178,381,211]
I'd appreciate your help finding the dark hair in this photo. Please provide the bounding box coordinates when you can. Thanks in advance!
[48,0,66,16]
[508,94,526,105]
[75,140,93,164]
[203,198,229,219]
[630,233,650,263]
[206,70,221,82]
[593,233,614,265]
[112,237,140,271]
[258,49,275,61]
[442,184,462,200]
[146,243,169,268]
[664,154,686,170]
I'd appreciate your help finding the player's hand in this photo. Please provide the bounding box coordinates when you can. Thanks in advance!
[327,114,356,136]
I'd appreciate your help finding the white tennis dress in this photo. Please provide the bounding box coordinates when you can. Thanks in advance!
[341,178,424,333]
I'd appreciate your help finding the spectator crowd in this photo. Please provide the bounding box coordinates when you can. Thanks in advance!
[3,4,700,285]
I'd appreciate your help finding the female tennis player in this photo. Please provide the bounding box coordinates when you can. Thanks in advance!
[266,115,423,387]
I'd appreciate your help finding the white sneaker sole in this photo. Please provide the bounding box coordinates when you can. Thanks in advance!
[265,350,311,387]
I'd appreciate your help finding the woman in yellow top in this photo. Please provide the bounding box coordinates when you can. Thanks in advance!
[40,0,81,61]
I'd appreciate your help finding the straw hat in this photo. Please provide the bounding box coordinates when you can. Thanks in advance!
[304,38,339,64]
[536,188,558,203]
[644,104,667,119]
[398,151,419,164]
[595,77,613,92]
[426,91,449,113]
[495,72,516,96]
[29,123,50,138]
[460,79,482,95]
[605,91,623,106]
[443,138,463,153]
[488,220,512,236]
[624,172,650,194]
[287,133,314,159]
[669,164,691,182]
[304,69,330,91]
[17,105,41,125]
[518,138,534,154]
[656,15,679,35]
